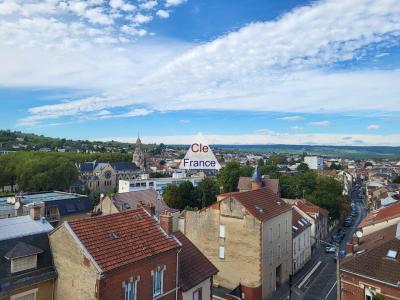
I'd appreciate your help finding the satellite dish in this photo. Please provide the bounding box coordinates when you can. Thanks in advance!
[14,202,20,210]
[356,230,363,238]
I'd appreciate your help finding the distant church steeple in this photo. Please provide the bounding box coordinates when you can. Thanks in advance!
[132,133,145,170]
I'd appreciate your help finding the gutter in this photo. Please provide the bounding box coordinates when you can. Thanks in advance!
[176,247,182,300]
[341,268,400,288]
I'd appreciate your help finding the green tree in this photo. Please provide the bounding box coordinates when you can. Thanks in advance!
[178,181,197,208]
[217,161,241,193]
[393,176,400,184]
[240,165,254,177]
[163,184,184,209]
[364,161,373,168]
[197,177,219,208]
[329,163,342,170]
[297,162,310,172]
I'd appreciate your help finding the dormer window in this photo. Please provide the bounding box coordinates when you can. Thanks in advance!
[4,242,43,273]
[387,249,398,259]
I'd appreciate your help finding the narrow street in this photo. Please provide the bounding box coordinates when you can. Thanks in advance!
[278,182,367,300]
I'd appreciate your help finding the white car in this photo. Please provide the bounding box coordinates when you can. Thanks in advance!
[325,246,336,253]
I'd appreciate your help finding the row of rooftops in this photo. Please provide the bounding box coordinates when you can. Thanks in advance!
[0,191,92,218]
[342,223,400,287]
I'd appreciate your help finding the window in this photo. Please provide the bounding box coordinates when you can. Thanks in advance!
[270,249,273,265]
[124,279,137,300]
[219,225,225,238]
[269,227,273,242]
[193,288,202,300]
[285,219,288,233]
[152,266,164,298]
[278,223,281,237]
[365,288,372,300]
[278,245,281,259]
[10,288,37,300]
[11,256,37,273]
[219,246,225,259]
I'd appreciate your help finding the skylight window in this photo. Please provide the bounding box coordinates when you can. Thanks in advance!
[298,220,304,227]
[292,226,298,231]
[387,249,398,259]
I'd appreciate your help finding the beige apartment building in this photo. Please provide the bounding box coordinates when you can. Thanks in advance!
[182,170,292,300]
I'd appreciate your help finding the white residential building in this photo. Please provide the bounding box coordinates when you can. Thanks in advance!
[304,156,324,170]
[292,209,312,273]
[119,176,202,194]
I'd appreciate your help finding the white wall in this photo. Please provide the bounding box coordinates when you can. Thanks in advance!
[182,278,212,300]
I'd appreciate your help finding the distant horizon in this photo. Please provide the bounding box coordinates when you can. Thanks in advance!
[1,0,400,146]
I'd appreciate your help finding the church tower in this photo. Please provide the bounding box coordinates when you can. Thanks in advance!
[132,136,145,170]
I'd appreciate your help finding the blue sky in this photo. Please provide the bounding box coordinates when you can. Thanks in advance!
[0,0,400,145]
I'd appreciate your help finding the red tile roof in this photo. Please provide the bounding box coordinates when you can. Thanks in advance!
[112,189,171,213]
[67,208,179,272]
[359,202,400,228]
[221,188,291,222]
[237,176,280,195]
[341,224,400,286]
[174,231,218,291]
[292,209,311,237]
[295,201,329,217]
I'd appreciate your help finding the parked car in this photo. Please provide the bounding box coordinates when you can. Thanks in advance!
[326,246,336,253]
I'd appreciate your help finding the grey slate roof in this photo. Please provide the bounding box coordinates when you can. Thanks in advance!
[0,216,53,241]
[5,242,43,259]
[0,233,56,297]
[110,162,136,171]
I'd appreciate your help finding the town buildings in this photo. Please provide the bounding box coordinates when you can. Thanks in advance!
[118,175,202,194]
[49,208,217,300]
[237,166,280,196]
[0,213,56,300]
[304,156,324,171]
[358,202,400,236]
[292,209,312,273]
[75,160,137,193]
[282,199,329,246]
[341,223,400,300]
[182,169,292,300]
[0,191,92,226]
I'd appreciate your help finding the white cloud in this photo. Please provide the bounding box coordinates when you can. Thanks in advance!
[309,120,331,127]
[367,124,380,130]
[165,0,186,7]
[156,9,169,18]
[85,7,114,25]
[179,119,190,124]
[140,1,158,10]
[97,132,400,146]
[4,0,400,132]
[132,13,153,24]
[0,1,20,15]
[120,108,153,117]
[277,116,304,122]
[290,126,303,131]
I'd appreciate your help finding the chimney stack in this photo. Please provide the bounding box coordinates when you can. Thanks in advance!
[29,204,42,221]
[160,210,173,236]
[346,242,354,254]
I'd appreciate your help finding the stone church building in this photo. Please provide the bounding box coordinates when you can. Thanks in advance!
[72,137,146,193]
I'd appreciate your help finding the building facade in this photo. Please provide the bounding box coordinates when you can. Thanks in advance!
[76,161,137,193]
[50,209,217,300]
[183,182,292,299]
[341,223,400,300]
[0,214,56,300]
[292,209,312,273]
[304,156,324,171]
